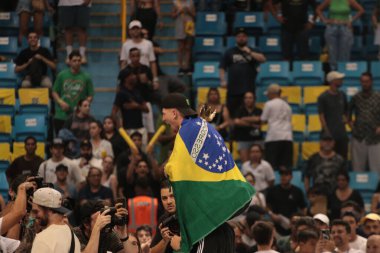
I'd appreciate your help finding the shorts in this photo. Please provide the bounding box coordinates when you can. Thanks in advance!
[16,0,32,14]
[59,5,90,29]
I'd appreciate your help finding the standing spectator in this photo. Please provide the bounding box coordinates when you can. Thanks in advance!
[130,0,162,39]
[342,212,367,252]
[374,2,380,59]
[201,88,231,140]
[252,221,279,253]
[6,136,44,183]
[14,31,56,88]
[366,235,380,253]
[101,155,118,201]
[241,144,275,192]
[268,0,317,60]
[316,0,364,70]
[220,28,266,117]
[89,120,114,159]
[304,133,346,194]
[172,0,195,75]
[112,69,149,146]
[103,116,127,160]
[328,170,364,220]
[330,220,364,253]
[361,213,380,238]
[31,188,81,252]
[318,71,349,159]
[38,138,85,187]
[120,20,159,89]
[234,91,263,162]
[72,139,103,178]
[52,51,94,134]
[53,164,78,200]
[261,84,293,169]
[58,0,92,64]
[349,72,380,173]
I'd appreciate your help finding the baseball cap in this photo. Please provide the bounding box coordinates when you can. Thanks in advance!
[326,71,345,83]
[161,93,197,117]
[313,213,330,226]
[33,188,71,215]
[129,20,142,29]
[234,27,248,36]
[52,138,64,148]
[266,83,281,95]
[55,164,68,172]
[320,131,334,141]
[80,139,92,148]
[360,213,380,224]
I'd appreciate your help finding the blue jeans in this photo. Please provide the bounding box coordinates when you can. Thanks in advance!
[324,24,353,70]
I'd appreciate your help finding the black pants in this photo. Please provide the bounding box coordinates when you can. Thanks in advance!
[190,223,235,253]
[265,140,293,170]
[281,27,309,60]
[53,118,65,136]
[227,94,245,118]
[334,138,348,160]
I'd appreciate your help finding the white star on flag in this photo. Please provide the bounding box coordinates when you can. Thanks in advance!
[224,160,228,165]
[217,141,221,146]
[196,122,201,126]
[222,147,226,152]
[199,159,202,164]
[217,165,223,171]
[205,161,208,165]
[219,156,223,160]
[212,164,216,167]
[209,166,212,169]
[203,153,209,160]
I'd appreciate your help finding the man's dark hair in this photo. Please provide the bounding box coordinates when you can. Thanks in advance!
[332,219,351,234]
[336,169,350,182]
[10,174,30,195]
[252,221,274,246]
[136,225,153,236]
[24,136,37,145]
[129,47,140,54]
[130,131,143,139]
[341,211,359,223]
[160,179,172,190]
[361,71,373,80]
[297,229,320,243]
[80,200,105,225]
[341,200,363,214]
[69,50,81,60]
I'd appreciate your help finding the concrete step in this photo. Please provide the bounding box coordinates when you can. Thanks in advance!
[90,12,121,24]
[91,91,116,120]
[88,25,122,37]
[91,3,121,13]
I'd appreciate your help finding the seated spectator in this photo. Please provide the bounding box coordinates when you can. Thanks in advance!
[172,0,195,75]
[252,221,279,253]
[328,170,364,220]
[52,51,94,134]
[200,88,231,140]
[366,234,380,253]
[78,166,114,205]
[330,220,364,253]
[266,166,306,235]
[101,155,118,201]
[295,229,320,253]
[120,20,159,89]
[38,138,85,187]
[340,201,365,219]
[242,144,275,192]
[313,213,330,230]
[261,84,293,169]
[63,99,95,143]
[136,225,153,253]
[361,213,380,238]
[112,69,149,146]
[103,116,127,160]
[316,0,364,70]
[53,164,77,200]
[6,136,44,184]
[244,173,267,209]
[233,91,263,162]
[14,31,56,88]
[73,200,128,253]
[89,120,114,159]
[126,233,142,253]
[73,139,103,178]
[342,211,367,251]
[304,132,346,194]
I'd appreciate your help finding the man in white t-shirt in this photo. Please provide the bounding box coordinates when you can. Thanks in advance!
[31,188,81,253]
[342,212,367,252]
[120,20,159,89]
[260,84,293,169]
[38,138,85,187]
[241,144,275,192]
[331,220,365,253]
[252,221,279,253]
[72,139,103,178]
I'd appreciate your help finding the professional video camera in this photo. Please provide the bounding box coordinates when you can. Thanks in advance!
[161,214,180,235]
[100,198,128,233]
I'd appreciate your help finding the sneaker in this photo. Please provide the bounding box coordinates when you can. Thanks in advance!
[81,56,87,65]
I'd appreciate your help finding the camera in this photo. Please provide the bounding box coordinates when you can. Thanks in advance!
[100,206,128,233]
[161,214,180,235]
[26,176,54,212]
[321,229,330,240]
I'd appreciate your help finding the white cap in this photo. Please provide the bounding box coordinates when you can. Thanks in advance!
[313,213,330,226]
[33,188,70,214]
[129,20,142,29]
[326,71,345,83]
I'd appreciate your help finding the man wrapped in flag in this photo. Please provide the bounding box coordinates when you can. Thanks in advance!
[161,93,255,253]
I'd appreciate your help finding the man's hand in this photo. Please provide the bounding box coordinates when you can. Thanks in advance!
[59,100,70,112]
[170,235,181,251]
[159,224,173,243]
[241,46,251,54]
[93,209,112,233]
[141,238,152,253]
[34,54,43,60]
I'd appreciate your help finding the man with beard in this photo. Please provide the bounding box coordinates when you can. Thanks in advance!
[304,133,346,194]
[361,213,380,238]
[78,167,113,205]
[73,139,103,178]
[318,71,349,159]
[31,187,81,252]
[219,28,266,117]
[330,220,364,253]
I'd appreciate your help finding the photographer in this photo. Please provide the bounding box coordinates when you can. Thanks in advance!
[73,200,129,253]
[151,180,181,253]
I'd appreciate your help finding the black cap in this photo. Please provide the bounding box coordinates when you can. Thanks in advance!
[52,138,64,147]
[234,27,248,36]
[161,93,197,117]
[320,131,334,141]
[80,139,92,148]
[279,166,292,175]
[55,164,68,172]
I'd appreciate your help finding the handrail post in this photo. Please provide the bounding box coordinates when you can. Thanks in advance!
[121,0,127,43]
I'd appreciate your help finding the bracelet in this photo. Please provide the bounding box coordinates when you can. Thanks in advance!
[120,235,129,242]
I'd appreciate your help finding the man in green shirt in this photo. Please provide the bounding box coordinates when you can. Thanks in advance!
[52,50,94,134]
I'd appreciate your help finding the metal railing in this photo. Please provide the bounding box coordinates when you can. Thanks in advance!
[121,0,127,42]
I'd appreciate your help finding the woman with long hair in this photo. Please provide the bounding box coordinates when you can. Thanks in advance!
[89,120,114,159]
[103,116,127,160]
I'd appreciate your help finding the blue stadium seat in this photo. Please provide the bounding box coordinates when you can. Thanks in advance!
[14,114,47,141]
[226,36,256,49]
[233,12,265,35]
[371,61,380,88]
[195,12,226,36]
[351,36,363,60]
[256,61,291,87]
[258,35,282,60]
[0,12,19,36]
[0,37,18,58]
[0,62,18,88]
[337,61,368,87]
[266,14,281,35]
[349,171,379,211]
[0,172,8,201]
[193,37,224,61]
[192,61,220,87]
[292,61,324,86]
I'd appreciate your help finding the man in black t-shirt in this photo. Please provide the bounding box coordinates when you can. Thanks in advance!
[219,28,266,118]
[14,32,56,88]
[268,0,317,60]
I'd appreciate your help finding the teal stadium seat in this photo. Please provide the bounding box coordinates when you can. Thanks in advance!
[14,114,47,141]
[349,171,379,211]
[193,61,220,87]
[258,35,282,60]
[292,61,324,86]
[370,61,380,88]
[257,61,291,87]
[337,61,368,87]
[0,37,18,58]
[194,37,224,61]
[0,62,18,88]
[195,12,226,36]
[233,12,265,35]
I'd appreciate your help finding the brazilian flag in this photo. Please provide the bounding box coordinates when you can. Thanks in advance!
[165,117,255,252]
